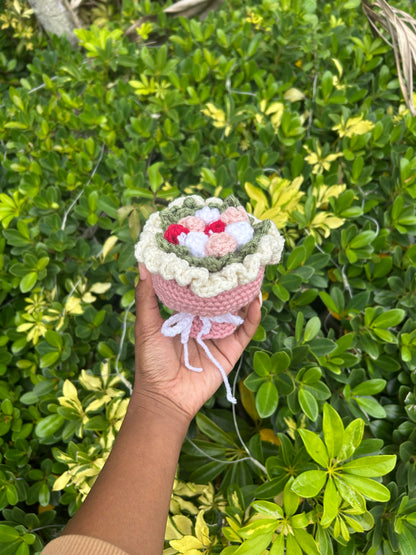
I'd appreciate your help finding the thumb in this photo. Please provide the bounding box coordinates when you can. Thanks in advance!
[135,264,163,338]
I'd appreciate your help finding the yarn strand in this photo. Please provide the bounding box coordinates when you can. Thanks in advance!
[161,311,243,404]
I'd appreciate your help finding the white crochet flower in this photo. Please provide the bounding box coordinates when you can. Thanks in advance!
[183,231,208,258]
[194,206,221,223]
[225,221,254,247]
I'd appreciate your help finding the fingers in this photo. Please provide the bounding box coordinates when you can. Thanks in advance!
[235,296,262,348]
[135,264,163,338]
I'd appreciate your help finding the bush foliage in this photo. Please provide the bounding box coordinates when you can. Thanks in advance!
[1,0,416,553]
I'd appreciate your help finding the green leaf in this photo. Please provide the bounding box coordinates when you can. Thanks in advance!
[309,338,337,356]
[342,474,391,502]
[97,196,118,218]
[283,483,299,517]
[0,524,20,541]
[303,316,321,342]
[352,379,386,396]
[6,484,18,505]
[239,519,277,540]
[398,524,416,554]
[35,414,65,438]
[16,543,30,555]
[321,71,333,99]
[290,512,309,529]
[320,478,339,528]
[20,272,38,293]
[271,351,291,372]
[298,388,319,421]
[298,429,329,467]
[316,526,333,555]
[342,455,396,477]
[40,351,61,369]
[273,283,290,302]
[39,482,50,506]
[244,373,266,392]
[293,528,321,555]
[287,246,306,270]
[148,162,164,192]
[235,530,275,554]
[291,470,327,497]
[269,534,284,555]
[253,351,272,376]
[350,230,376,249]
[305,381,331,401]
[45,331,63,349]
[255,476,288,499]
[295,312,304,343]
[195,413,234,446]
[338,418,364,461]
[319,291,339,315]
[286,533,302,555]
[334,476,366,512]
[405,513,416,526]
[355,396,387,418]
[301,366,321,384]
[323,404,344,459]
[23,533,36,545]
[372,309,405,328]
[251,501,283,520]
[256,382,279,418]
[344,0,361,8]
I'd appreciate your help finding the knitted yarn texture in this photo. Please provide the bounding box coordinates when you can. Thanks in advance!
[135,196,284,297]
[135,195,285,403]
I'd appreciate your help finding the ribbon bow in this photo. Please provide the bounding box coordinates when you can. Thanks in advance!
[161,312,244,404]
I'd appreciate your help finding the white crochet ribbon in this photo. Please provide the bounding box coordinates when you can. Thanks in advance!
[161,312,244,404]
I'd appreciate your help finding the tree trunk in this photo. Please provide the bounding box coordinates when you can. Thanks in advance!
[28,0,80,47]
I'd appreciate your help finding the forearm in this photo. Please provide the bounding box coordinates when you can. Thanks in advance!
[63,392,190,555]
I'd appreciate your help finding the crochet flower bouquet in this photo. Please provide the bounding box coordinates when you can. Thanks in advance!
[135,195,284,403]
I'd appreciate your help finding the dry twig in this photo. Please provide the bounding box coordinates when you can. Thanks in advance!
[362,0,416,115]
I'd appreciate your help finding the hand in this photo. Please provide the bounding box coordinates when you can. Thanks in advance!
[133,264,262,422]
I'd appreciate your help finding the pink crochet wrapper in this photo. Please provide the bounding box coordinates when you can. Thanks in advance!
[152,267,265,339]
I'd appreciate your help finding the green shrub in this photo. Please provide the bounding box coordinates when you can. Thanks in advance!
[1,0,416,552]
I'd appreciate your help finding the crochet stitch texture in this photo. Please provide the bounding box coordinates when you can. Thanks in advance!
[135,195,285,404]
[135,195,284,298]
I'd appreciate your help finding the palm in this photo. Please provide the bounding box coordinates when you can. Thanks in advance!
[134,273,261,419]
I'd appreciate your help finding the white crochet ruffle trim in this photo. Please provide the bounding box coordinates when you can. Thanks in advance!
[134,195,285,298]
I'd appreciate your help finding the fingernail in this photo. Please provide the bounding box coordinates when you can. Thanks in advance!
[139,263,148,280]
[258,291,263,307]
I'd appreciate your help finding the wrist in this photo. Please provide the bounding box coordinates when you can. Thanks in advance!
[129,384,193,433]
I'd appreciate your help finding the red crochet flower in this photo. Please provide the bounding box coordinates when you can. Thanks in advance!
[164,224,189,244]
[204,220,226,236]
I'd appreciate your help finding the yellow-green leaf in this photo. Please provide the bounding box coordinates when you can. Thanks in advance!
[342,455,396,477]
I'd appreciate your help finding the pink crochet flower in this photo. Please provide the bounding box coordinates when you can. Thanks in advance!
[178,216,205,232]
[205,232,237,257]
[220,206,249,225]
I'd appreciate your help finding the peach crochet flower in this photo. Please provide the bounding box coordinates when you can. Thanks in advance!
[220,206,249,225]
[178,215,206,232]
[205,232,237,257]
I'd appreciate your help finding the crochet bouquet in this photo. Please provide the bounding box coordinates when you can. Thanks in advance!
[135,195,284,403]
